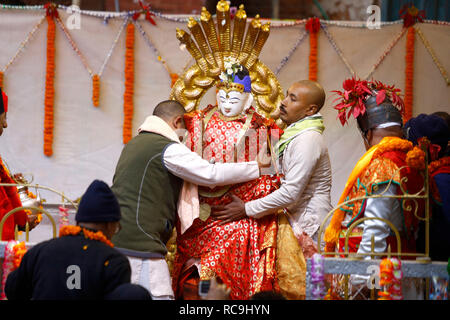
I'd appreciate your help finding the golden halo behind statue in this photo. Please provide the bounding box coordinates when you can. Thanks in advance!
[169,1,284,121]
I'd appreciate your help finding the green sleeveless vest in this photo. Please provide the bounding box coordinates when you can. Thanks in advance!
[111,132,182,258]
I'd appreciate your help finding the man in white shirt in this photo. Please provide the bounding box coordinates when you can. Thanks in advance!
[111,100,269,300]
[212,80,333,252]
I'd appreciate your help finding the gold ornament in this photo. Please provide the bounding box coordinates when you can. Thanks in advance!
[170,1,284,119]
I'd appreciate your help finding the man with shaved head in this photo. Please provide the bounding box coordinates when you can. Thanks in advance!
[111,100,271,300]
[212,80,332,255]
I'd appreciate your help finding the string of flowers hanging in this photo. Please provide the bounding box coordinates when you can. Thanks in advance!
[53,11,130,108]
[306,17,320,82]
[321,23,408,81]
[94,17,130,105]
[364,26,408,80]
[43,3,57,157]
[122,3,160,144]
[133,19,180,87]
[275,27,308,76]
[2,2,449,28]
[54,14,93,106]
[414,26,449,86]
[123,20,135,144]
[0,15,46,89]
[321,24,356,77]
[401,4,424,122]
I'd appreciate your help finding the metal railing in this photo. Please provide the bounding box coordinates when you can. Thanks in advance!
[310,139,447,300]
[0,183,78,241]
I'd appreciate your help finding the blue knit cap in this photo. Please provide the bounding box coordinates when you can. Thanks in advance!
[404,113,449,157]
[75,180,121,223]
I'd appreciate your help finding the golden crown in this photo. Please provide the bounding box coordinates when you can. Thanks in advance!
[170,1,283,119]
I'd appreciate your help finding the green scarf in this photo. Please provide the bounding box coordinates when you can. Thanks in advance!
[275,114,325,158]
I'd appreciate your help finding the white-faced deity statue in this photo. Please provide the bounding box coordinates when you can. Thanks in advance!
[216,58,253,118]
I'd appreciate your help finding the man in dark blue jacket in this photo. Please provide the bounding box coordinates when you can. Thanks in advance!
[5,180,136,300]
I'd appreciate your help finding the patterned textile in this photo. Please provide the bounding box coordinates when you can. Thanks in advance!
[325,137,425,253]
[274,114,325,159]
[172,105,282,300]
[336,150,424,256]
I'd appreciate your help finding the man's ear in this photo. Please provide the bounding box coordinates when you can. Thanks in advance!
[173,115,185,129]
[364,129,374,148]
[307,104,319,116]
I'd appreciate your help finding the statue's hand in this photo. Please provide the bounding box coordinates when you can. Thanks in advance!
[211,194,246,225]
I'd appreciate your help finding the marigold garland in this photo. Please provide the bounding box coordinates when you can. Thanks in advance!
[92,74,100,107]
[405,146,426,170]
[59,225,114,247]
[372,138,412,159]
[428,156,450,175]
[404,26,415,122]
[123,22,135,144]
[12,241,27,269]
[170,73,179,88]
[306,18,320,82]
[44,13,56,157]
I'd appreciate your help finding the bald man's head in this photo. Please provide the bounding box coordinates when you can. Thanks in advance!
[295,80,326,111]
[153,100,186,121]
[279,80,326,125]
[152,100,187,133]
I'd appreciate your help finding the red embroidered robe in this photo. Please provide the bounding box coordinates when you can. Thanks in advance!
[337,149,424,256]
[0,157,27,240]
[172,105,282,300]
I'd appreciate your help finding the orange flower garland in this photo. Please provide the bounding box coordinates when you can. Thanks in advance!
[59,225,114,247]
[309,32,318,81]
[306,18,320,82]
[372,137,413,159]
[405,146,426,170]
[92,74,100,107]
[404,26,415,122]
[170,73,179,88]
[12,242,27,269]
[123,22,135,144]
[44,13,56,157]
[428,156,450,175]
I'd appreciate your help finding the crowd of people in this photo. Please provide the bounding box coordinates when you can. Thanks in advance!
[0,69,448,300]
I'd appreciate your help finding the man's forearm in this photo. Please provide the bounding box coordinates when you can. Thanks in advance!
[245,183,297,218]
[163,143,260,187]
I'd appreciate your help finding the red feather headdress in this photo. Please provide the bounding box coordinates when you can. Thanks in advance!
[331,77,405,126]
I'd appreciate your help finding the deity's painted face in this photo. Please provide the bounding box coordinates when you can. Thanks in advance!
[217,89,251,117]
